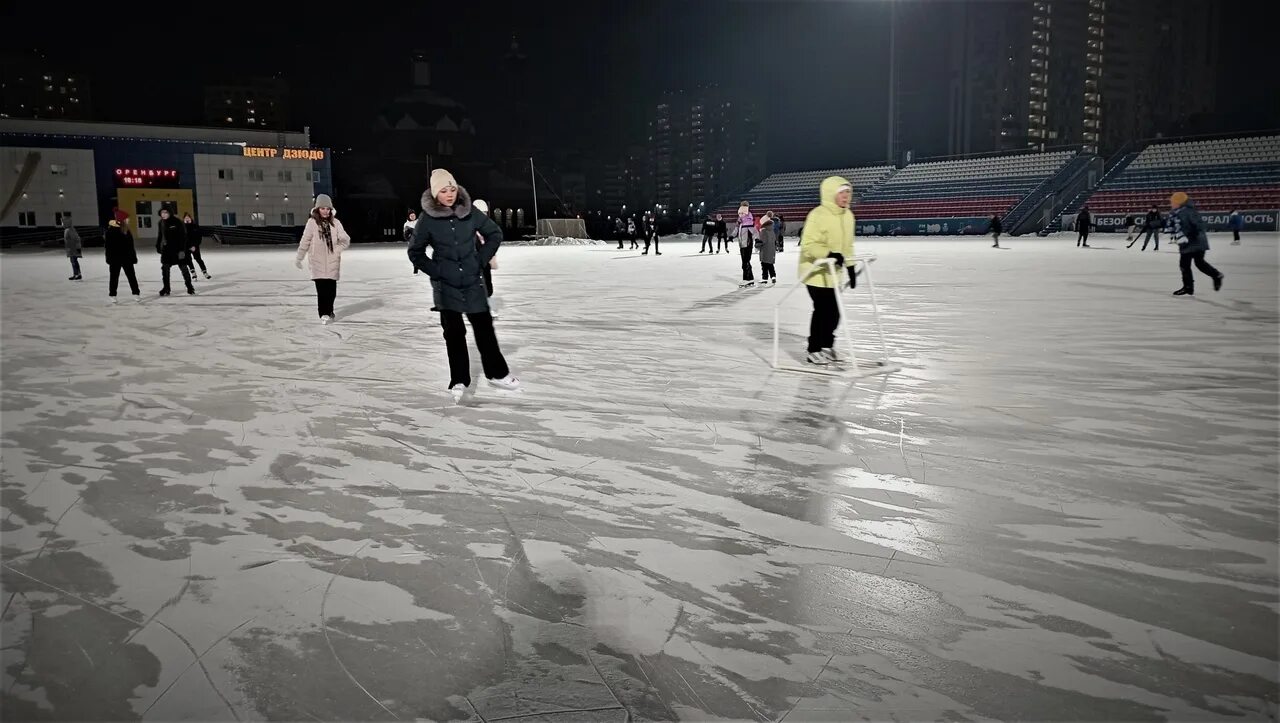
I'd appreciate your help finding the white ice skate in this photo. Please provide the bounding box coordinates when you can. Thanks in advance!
[488,375,521,391]
[108,297,118,305]
[739,280,756,288]
[450,384,467,403]
[321,315,333,325]
[821,347,845,364]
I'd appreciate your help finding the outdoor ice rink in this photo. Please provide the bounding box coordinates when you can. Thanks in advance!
[2,232,1277,721]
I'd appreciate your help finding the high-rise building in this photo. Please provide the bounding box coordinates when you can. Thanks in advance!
[0,53,91,121]
[204,77,289,130]
[646,88,764,216]
[944,0,1219,157]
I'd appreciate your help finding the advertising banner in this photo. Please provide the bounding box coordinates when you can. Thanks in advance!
[856,217,990,236]
[1086,210,1278,232]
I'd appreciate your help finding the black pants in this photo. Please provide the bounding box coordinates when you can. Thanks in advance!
[807,285,840,353]
[630,234,639,249]
[1077,228,1090,246]
[992,232,1001,246]
[109,263,140,296]
[760,261,776,281]
[1233,230,1241,242]
[482,265,494,297]
[701,231,715,252]
[644,233,659,253]
[1140,228,1159,250]
[186,246,208,273]
[313,278,337,317]
[440,311,509,388]
[1179,251,1220,291]
[739,245,754,281]
[162,262,194,293]
[717,233,729,252]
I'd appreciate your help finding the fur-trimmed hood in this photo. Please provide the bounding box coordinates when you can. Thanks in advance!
[422,185,473,219]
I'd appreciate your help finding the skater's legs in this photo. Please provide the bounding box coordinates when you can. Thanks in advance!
[191,247,208,273]
[1233,229,1241,242]
[1192,252,1221,280]
[178,263,194,292]
[739,245,754,281]
[161,263,172,292]
[70,257,81,277]
[806,286,839,353]
[123,264,140,295]
[467,312,510,380]
[312,279,326,317]
[108,264,121,296]
[1179,253,1195,290]
[439,311,472,388]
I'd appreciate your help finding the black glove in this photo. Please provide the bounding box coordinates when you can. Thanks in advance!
[827,252,845,268]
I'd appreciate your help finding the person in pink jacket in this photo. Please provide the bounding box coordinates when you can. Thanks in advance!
[295,194,351,324]
[736,201,758,287]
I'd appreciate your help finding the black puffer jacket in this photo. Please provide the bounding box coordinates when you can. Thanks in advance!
[185,220,202,247]
[155,216,188,264]
[408,186,502,313]
[104,222,137,265]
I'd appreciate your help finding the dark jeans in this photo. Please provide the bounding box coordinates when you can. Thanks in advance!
[1233,230,1241,241]
[717,233,729,252]
[739,245,754,281]
[313,278,337,317]
[186,246,208,273]
[440,310,509,388]
[109,263,140,296]
[482,265,494,297]
[162,262,193,293]
[1140,228,1159,250]
[701,232,715,252]
[644,234,659,253]
[630,234,639,249]
[807,285,840,353]
[761,262,776,281]
[69,257,81,276]
[992,232,1001,245]
[1077,228,1090,246]
[1179,251,1220,291]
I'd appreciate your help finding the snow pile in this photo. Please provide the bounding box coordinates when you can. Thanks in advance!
[507,236,607,246]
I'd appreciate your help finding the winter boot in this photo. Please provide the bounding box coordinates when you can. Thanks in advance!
[1172,287,1194,296]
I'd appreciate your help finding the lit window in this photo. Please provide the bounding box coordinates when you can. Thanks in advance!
[251,211,266,224]
[50,163,68,176]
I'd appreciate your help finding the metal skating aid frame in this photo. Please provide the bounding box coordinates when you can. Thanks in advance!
[771,255,902,379]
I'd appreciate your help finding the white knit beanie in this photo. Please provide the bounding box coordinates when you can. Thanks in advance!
[430,169,458,197]
[473,199,489,214]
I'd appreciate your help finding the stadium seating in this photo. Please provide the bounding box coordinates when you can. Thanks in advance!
[714,165,894,223]
[854,150,1075,220]
[1082,135,1280,213]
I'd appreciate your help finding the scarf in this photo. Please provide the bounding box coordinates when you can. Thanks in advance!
[318,219,334,252]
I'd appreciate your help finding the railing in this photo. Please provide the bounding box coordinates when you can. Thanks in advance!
[1001,153,1082,233]
[0,225,103,249]
[1040,151,1137,233]
[1012,155,1101,236]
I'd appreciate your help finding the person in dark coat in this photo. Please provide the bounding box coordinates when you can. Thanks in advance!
[155,208,194,296]
[775,214,786,253]
[409,169,520,401]
[758,211,778,283]
[615,217,626,250]
[104,208,140,302]
[1169,192,1223,296]
[627,217,639,249]
[714,214,729,253]
[1076,206,1092,247]
[1130,207,1162,250]
[63,220,83,280]
[700,215,716,253]
[183,213,211,279]
[989,213,1003,248]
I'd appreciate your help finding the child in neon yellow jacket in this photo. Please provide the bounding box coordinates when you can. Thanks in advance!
[798,176,855,365]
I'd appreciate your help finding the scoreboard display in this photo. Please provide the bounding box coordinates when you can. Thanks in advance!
[115,168,179,188]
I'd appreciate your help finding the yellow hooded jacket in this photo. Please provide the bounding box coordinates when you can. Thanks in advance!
[798,176,854,288]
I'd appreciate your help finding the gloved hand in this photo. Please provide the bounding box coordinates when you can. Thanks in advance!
[178,251,187,261]
[295,258,303,269]
[827,252,845,268]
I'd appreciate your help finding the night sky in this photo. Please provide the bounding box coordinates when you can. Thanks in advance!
[8,0,1279,172]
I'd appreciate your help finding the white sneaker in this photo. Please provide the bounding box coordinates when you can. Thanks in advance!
[108,297,118,305]
[488,375,521,391]
[805,352,831,366]
[450,384,467,403]
[821,348,845,363]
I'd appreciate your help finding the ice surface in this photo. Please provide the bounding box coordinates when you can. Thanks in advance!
[2,233,1277,721]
